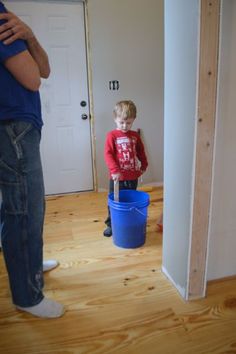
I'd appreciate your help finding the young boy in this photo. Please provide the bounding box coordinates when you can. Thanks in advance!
[104,100,148,237]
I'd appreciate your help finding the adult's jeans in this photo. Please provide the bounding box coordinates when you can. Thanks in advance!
[0,120,45,307]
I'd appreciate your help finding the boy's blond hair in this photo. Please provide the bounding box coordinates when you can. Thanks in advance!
[113,100,137,119]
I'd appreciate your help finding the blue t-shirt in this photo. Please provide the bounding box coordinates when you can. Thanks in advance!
[0,2,43,130]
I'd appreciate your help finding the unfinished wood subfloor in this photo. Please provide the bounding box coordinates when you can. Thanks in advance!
[0,187,236,354]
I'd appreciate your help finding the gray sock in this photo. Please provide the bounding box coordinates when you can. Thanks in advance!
[16,298,65,318]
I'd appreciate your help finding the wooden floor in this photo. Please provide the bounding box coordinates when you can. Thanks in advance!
[0,187,236,354]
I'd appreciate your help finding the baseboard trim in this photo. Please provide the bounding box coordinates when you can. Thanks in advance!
[98,181,163,192]
[161,266,187,300]
[207,274,236,285]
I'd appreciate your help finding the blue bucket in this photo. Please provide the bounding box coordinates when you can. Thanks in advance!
[108,190,150,248]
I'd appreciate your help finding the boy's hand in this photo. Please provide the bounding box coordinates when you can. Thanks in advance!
[0,11,34,45]
[111,173,120,182]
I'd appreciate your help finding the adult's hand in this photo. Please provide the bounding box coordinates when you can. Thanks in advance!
[0,11,34,45]
[0,10,50,78]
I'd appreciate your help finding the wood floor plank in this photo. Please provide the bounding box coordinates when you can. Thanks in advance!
[0,187,236,354]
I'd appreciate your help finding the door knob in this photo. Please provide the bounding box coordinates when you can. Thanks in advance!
[81,114,88,120]
[80,101,87,107]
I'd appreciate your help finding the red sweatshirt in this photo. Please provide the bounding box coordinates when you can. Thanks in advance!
[104,129,148,180]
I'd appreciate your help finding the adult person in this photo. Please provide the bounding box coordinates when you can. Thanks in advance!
[0,3,64,318]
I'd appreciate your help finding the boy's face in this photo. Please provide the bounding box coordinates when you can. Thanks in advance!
[114,116,135,132]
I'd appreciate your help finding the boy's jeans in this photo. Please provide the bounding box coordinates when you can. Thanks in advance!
[0,120,45,307]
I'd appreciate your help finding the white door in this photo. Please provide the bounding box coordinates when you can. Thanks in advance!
[6,1,94,194]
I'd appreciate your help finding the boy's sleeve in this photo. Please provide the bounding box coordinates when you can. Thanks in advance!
[104,132,120,175]
[0,3,27,63]
[136,135,148,171]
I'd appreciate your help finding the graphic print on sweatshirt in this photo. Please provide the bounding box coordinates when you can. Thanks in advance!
[116,136,140,172]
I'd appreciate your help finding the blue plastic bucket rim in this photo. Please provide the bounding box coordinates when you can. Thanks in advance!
[109,189,149,203]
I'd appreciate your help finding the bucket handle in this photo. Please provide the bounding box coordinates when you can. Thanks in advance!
[129,207,146,217]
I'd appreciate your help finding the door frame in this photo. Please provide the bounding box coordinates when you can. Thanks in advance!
[83,0,97,191]
[187,0,220,299]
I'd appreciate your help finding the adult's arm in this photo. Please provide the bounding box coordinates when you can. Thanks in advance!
[4,50,41,91]
[0,11,50,79]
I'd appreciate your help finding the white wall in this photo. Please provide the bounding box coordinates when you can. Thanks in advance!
[87,0,164,190]
[162,0,199,298]
[207,0,236,280]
